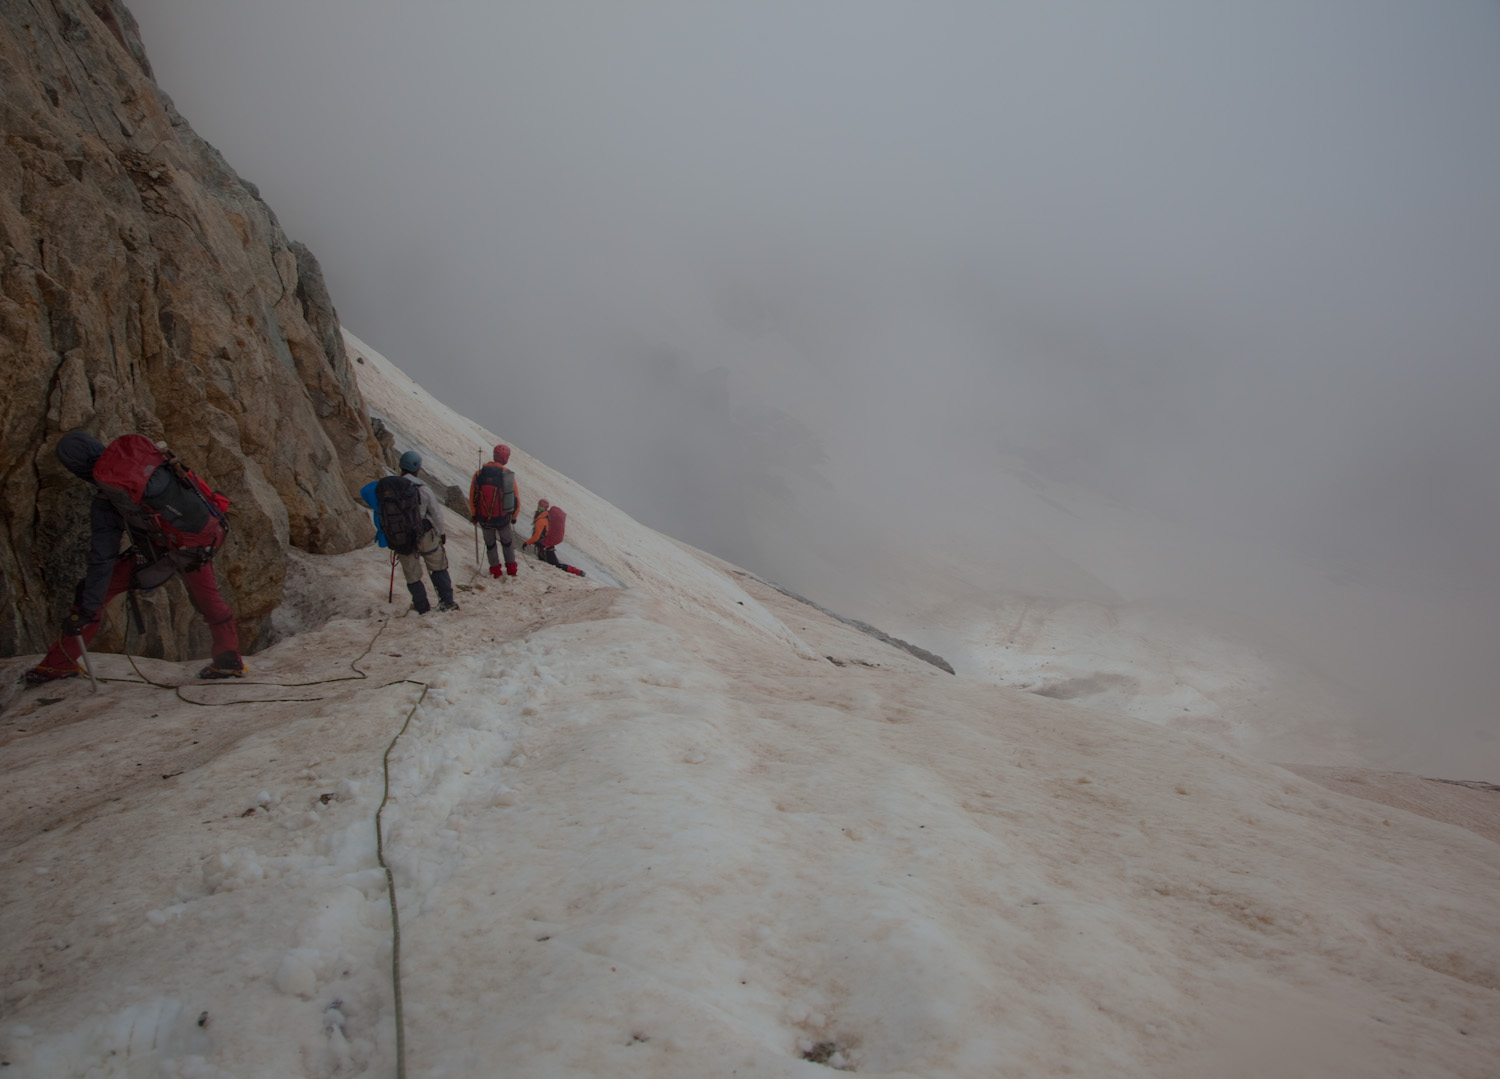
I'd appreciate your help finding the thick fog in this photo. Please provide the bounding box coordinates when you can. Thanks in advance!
[126,1,1499,775]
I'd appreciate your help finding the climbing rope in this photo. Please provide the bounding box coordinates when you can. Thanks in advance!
[376,678,426,1079]
[29,563,556,1075]
[104,616,392,706]
[95,611,426,1076]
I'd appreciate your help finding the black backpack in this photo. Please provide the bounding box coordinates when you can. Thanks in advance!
[375,475,425,556]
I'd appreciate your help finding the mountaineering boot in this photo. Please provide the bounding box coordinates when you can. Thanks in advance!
[199,651,246,679]
[505,562,518,577]
[407,580,431,614]
[489,564,504,579]
[431,569,459,612]
[565,566,586,577]
[25,663,79,685]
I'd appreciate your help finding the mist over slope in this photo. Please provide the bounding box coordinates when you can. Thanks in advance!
[4,333,1497,1078]
[125,0,1500,781]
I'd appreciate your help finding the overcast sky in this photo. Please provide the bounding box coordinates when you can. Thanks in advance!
[126,1,1500,768]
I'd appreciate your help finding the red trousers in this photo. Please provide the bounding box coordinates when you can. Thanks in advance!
[36,556,240,674]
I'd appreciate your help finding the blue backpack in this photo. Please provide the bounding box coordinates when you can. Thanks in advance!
[360,480,388,548]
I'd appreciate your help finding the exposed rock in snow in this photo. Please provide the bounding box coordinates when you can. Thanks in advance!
[0,0,384,659]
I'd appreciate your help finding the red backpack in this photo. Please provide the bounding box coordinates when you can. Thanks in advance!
[92,435,230,576]
[472,464,517,525]
[545,505,566,546]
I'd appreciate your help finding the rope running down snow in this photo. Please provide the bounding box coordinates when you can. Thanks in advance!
[377,678,426,1079]
[108,613,424,1076]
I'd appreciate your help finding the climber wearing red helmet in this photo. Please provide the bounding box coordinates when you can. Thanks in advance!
[468,443,521,578]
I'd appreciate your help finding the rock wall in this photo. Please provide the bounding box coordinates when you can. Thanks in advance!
[0,0,384,659]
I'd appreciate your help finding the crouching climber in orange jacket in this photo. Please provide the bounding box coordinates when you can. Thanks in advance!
[522,500,585,577]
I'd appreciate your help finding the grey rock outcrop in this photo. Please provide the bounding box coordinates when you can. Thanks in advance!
[1,0,384,659]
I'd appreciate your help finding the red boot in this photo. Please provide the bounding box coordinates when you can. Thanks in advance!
[506,562,518,577]
[489,564,504,579]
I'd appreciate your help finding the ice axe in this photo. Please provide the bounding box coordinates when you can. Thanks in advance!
[73,635,100,694]
[388,550,397,604]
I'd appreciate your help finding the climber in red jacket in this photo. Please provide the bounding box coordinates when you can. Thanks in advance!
[469,443,520,578]
[26,430,244,684]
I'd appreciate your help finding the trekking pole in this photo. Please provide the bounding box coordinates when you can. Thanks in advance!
[388,550,397,604]
[474,450,482,568]
[73,635,100,694]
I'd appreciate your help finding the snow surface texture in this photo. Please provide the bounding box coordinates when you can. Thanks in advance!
[2,334,1497,1077]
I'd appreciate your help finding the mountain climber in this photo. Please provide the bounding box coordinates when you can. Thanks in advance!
[25,430,245,683]
[372,450,460,614]
[522,499,585,577]
[469,443,520,579]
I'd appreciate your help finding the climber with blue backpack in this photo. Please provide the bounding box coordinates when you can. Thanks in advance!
[25,430,244,684]
[366,450,459,614]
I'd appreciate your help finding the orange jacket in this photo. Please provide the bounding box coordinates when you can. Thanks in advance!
[525,508,549,547]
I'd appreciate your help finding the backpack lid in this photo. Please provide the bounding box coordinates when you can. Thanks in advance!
[92,435,225,551]
[93,435,168,501]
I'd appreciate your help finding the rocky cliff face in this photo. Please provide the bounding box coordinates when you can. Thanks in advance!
[0,0,384,659]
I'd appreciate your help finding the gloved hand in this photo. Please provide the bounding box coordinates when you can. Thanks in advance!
[61,610,90,638]
[440,534,447,546]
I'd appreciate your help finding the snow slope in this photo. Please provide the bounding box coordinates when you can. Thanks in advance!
[758,445,1374,770]
[2,335,1497,1078]
[876,585,1366,767]
[348,330,817,660]
[778,443,1498,779]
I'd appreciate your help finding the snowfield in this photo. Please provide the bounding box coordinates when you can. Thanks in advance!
[2,334,1496,1078]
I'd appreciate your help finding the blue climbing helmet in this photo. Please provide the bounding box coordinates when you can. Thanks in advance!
[398,450,422,474]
